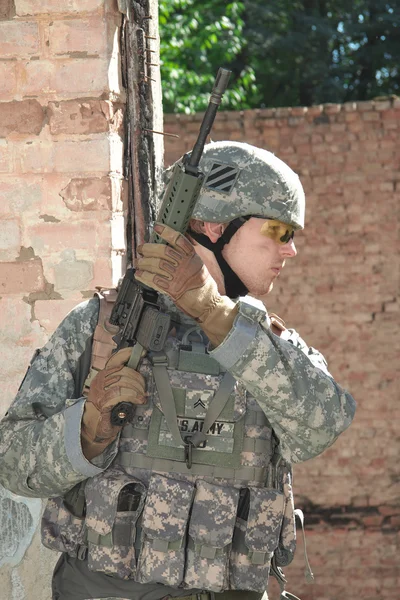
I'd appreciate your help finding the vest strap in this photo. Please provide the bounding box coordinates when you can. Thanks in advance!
[120,427,148,440]
[151,537,184,552]
[151,351,184,448]
[87,529,113,548]
[127,342,145,370]
[196,544,225,559]
[250,550,269,565]
[201,371,236,441]
[200,545,217,559]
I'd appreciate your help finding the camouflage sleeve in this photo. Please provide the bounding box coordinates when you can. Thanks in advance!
[0,298,118,499]
[210,298,356,463]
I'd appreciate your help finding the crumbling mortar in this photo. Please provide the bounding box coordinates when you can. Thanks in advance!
[0,99,46,139]
[49,96,104,109]
[23,282,63,323]
[17,249,63,323]
[239,110,245,133]
[313,113,330,126]
[39,214,61,223]
[382,297,397,310]
[371,297,398,321]
[58,52,98,59]
[0,0,16,20]
[371,301,386,321]
[41,103,50,130]
[15,247,36,262]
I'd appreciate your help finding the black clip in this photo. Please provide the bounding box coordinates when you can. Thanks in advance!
[184,437,193,469]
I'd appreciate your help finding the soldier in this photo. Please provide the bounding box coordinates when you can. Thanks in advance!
[0,142,355,600]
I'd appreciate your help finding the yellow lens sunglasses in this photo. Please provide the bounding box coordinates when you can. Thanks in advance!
[260,219,295,245]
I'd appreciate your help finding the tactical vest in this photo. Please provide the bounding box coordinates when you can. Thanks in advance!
[42,290,304,594]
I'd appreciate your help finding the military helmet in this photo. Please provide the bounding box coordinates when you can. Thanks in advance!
[191,141,305,230]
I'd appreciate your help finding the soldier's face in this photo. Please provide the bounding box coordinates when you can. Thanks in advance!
[222,217,297,297]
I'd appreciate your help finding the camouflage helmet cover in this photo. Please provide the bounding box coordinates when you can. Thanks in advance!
[192,141,305,230]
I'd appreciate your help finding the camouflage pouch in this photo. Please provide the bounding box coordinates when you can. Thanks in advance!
[136,473,194,586]
[41,496,86,557]
[184,481,239,592]
[85,467,146,579]
[229,487,285,591]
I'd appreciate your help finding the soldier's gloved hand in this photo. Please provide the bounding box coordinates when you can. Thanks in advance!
[135,224,238,347]
[81,347,146,461]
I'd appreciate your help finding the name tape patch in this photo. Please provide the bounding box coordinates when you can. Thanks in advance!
[159,416,235,453]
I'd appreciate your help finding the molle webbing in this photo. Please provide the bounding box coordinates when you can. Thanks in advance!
[121,425,270,454]
[117,451,268,484]
[117,419,270,484]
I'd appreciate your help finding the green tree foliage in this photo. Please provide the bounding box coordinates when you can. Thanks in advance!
[159,0,400,112]
[159,0,256,112]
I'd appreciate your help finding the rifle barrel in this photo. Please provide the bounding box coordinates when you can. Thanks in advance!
[188,68,231,169]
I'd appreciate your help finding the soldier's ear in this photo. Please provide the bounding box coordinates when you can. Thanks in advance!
[203,221,227,243]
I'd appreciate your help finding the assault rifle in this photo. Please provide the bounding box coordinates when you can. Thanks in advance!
[109,68,231,426]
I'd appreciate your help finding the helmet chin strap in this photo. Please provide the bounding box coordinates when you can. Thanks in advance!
[189,217,250,299]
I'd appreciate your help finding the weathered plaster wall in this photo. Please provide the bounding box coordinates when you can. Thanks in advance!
[0,0,126,405]
[164,101,400,600]
[0,1,128,598]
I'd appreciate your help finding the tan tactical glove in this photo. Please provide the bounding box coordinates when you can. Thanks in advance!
[135,224,238,347]
[81,347,146,461]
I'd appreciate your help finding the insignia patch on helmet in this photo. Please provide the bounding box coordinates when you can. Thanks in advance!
[204,162,240,194]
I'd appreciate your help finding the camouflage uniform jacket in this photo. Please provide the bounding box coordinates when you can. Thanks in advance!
[0,294,355,593]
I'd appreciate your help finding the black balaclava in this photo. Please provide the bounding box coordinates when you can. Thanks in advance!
[189,216,250,299]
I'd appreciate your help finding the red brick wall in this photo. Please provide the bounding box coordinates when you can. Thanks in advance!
[164,101,400,600]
